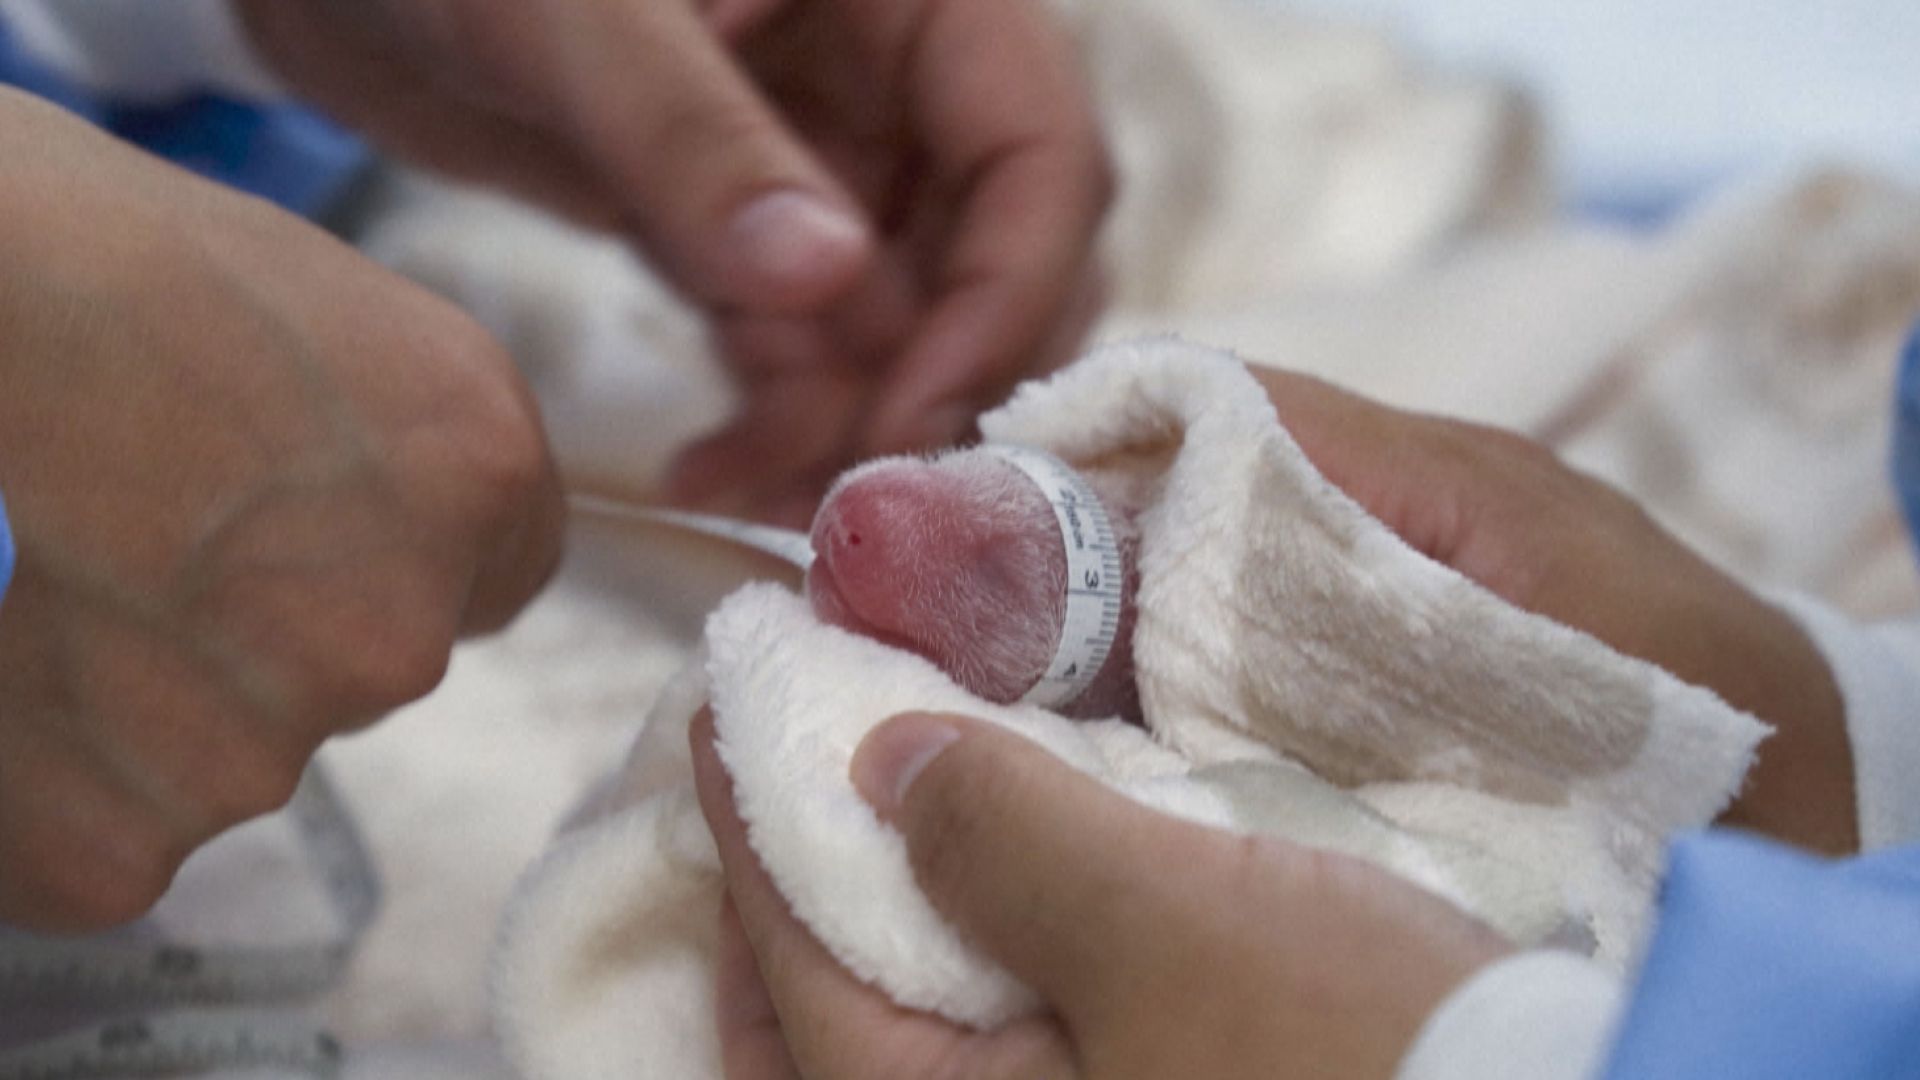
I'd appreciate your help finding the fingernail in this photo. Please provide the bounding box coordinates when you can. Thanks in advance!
[730,190,868,295]
[851,713,963,817]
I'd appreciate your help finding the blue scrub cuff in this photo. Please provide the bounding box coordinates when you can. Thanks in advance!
[0,491,12,611]
[1602,832,1920,1079]
[1891,318,1920,555]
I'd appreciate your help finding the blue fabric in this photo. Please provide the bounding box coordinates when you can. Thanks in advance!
[1894,320,1920,557]
[0,492,12,612]
[1601,831,1920,1079]
[0,18,370,218]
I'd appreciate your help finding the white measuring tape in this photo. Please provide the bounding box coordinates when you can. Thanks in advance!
[0,766,379,1080]
[0,1010,342,1079]
[978,444,1126,710]
[567,494,817,570]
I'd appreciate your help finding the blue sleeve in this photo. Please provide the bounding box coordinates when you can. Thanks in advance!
[0,493,13,610]
[1894,321,1920,557]
[0,17,369,220]
[1601,831,1920,1079]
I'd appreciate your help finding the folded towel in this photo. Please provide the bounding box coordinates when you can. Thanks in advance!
[492,339,1767,1080]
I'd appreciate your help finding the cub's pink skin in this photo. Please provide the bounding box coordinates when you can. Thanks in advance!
[807,450,1142,720]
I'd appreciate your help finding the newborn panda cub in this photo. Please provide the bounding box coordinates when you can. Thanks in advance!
[806,448,1143,721]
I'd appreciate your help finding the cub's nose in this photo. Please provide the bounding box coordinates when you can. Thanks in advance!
[809,466,938,617]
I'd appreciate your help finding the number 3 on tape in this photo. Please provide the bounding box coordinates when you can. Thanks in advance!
[979,444,1125,710]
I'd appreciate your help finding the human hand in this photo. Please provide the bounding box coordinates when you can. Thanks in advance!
[0,88,563,931]
[692,709,1510,1080]
[1247,368,1856,854]
[237,0,1111,525]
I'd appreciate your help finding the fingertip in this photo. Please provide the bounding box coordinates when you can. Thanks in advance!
[724,189,874,314]
[563,0,869,317]
[850,713,965,819]
[858,298,1009,456]
[861,257,1105,458]
[847,714,1162,1010]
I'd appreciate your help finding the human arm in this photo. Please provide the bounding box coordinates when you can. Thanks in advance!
[232,0,1112,523]
[0,86,563,931]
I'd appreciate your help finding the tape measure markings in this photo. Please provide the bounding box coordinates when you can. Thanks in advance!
[0,1010,341,1080]
[0,767,378,1077]
[567,496,816,570]
[979,444,1126,709]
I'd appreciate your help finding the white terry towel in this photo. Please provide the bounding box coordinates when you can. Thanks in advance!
[491,340,1767,1080]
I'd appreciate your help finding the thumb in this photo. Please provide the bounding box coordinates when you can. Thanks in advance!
[529,0,873,314]
[851,713,1214,1023]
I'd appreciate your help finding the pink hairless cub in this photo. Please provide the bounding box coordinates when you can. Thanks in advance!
[806,448,1144,721]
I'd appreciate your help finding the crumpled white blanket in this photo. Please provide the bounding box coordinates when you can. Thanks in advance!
[490,340,1766,1080]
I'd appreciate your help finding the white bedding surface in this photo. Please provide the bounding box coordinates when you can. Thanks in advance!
[1266,0,1920,216]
